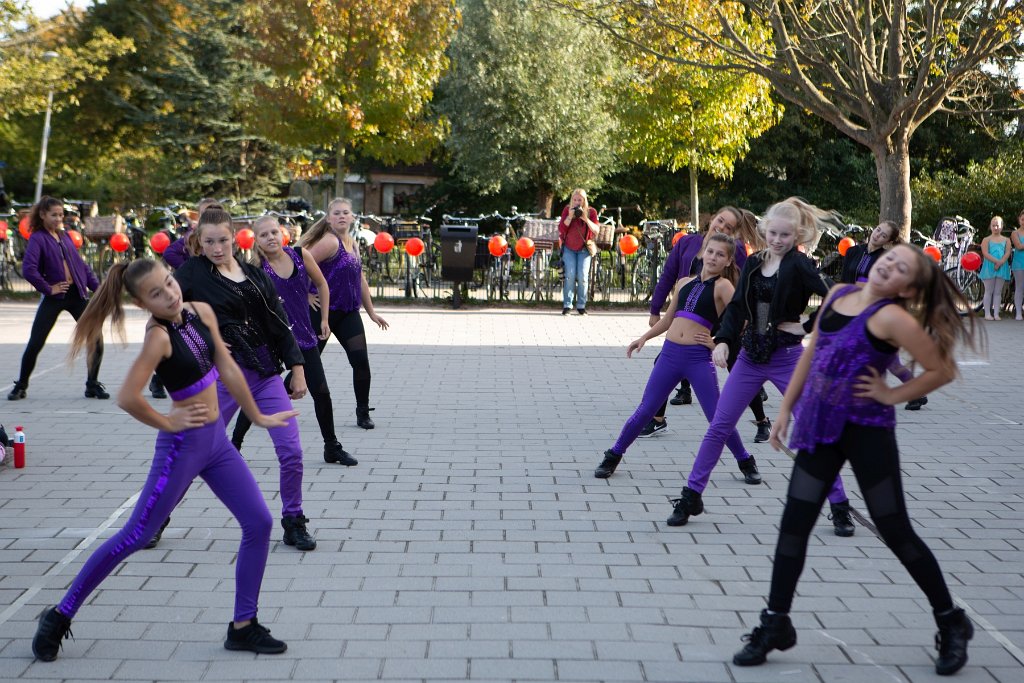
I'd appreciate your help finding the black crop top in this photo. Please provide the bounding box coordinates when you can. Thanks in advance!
[673,275,720,329]
[819,308,898,353]
[151,307,219,400]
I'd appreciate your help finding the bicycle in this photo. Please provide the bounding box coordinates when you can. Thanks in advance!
[483,211,520,302]
[0,214,15,290]
[913,226,983,313]
[630,219,672,302]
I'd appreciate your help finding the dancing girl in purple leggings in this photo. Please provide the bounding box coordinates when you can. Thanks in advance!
[594,233,759,481]
[732,244,981,676]
[668,198,854,535]
[32,259,295,661]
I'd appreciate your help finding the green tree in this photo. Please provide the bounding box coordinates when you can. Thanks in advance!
[243,0,458,195]
[439,0,621,215]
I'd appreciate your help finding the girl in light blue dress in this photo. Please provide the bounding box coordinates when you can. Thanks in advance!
[979,216,1011,320]
[1011,210,1024,321]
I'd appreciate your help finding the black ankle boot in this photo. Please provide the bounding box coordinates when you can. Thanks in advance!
[356,406,375,430]
[324,441,358,466]
[144,517,171,550]
[738,455,762,485]
[8,380,27,401]
[669,386,692,405]
[149,375,167,399]
[281,515,316,551]
[594,449,622,478]
[733,609,797,666]
[934,607,973,675]
[754,418,771,443]
[32,606,73,661]
[666,486,704,526]
[84,381,109,399]
[829,501,856,537]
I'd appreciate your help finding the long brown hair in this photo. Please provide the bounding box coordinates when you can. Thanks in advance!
[299,198,351,248]
[187,207,235,258]
[704,232,739,285]
[898,244,984,379]
[69,259,162,362]
[29,196,64,234]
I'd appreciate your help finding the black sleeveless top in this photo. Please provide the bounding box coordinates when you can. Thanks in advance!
[673,275,720,329]
[151,307,219,400]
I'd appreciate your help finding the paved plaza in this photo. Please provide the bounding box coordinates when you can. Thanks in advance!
[0,301,1021,682]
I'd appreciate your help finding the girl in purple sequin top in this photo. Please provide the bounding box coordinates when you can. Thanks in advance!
[33,259,296,661]
[230,217,358,467]
[300,198,389,431]
[733,245,983,673]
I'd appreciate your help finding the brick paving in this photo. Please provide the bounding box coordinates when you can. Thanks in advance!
[0,302,1021,682]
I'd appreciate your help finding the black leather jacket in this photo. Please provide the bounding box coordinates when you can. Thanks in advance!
[714,248,832,348]
[174,255,304,372]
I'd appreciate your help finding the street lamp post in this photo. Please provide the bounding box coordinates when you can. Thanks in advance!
[33,51,59,204]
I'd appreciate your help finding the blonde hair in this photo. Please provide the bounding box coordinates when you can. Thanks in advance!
[249,215,282,267]
[299,198,352,248]
[759,197,829,252]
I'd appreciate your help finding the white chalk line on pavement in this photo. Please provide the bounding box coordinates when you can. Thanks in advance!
[0,492,140,627]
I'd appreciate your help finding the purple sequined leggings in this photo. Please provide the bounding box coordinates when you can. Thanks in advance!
[57,422,272,622]
[688,345,848,503]
[613,340,750,461]
[217,367,305,517]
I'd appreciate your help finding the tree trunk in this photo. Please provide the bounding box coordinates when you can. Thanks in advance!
[536,185,554,218]
[872,132,912,241]
[335,141,347,198]
[688,163,699,229]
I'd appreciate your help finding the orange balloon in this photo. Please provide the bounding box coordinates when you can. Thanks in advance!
[236,228,255,250]
[488,234,508,257]
[837,237,855,256]
[374,231,395,253]
[110,232,130,253]
[405,237,425,257]
[924,245,942,263]
[961,251,982,272]
[745,243,754,256]
[515,237,535,259]
[671,231,684,247]
[280,228,291,246]
[67,229,84,249]
[149,231,171,254]
[619,234,639,255]
[0,220,7,240]
[19,215,32,240]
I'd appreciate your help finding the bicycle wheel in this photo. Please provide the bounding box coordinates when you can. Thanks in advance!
[630,256,652,301]
[945,267,982,313]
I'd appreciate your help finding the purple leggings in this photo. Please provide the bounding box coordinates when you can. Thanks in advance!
[613,340,750,461]
[57,422,272,622]
[217,367,305,518]
[688,344,848,503]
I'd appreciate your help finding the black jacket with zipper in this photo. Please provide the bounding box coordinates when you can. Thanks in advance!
[174,255,305,372]
[714,248,832,349]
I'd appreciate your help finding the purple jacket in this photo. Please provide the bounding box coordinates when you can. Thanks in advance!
[22,229,100,298]
[649,233,748,315]
[163,231,191,269]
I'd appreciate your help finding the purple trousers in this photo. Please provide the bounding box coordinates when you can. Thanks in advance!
[613,340,750,462]
[217,367,305,518]
[688,344,848,503]
[58,422,272,622]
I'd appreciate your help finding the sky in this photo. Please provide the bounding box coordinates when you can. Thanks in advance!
[27,0,86,19]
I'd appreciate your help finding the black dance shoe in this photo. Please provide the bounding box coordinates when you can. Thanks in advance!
[732,609,797,666]
[669,386,692,405]
[829,501,856,537]
[324,441,358,466]
[934,607,973,675]
[356,406,375,430]
[32,606,73,662]
[224,619,287,654]
[84,381,110,399]
[666,487,704,526]
[7,380,27,401]
[594,449,622,478]
[738,456,762,485]
[281,515,316,551]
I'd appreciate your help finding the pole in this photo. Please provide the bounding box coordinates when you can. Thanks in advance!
[34,88,54,204]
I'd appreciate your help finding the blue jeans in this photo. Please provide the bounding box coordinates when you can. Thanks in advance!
[562,247,592,309]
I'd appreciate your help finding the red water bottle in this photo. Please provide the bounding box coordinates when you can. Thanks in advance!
[13,426,26,469]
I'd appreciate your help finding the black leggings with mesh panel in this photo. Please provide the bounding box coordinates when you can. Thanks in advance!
[311,307,371,408]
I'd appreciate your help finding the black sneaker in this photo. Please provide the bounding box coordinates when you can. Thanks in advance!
[637,418,667,438]
[905,396,928,411]
[224,619,287,654]
[666,486,703,526]
[754,418,771,443]
[562,308,570,315]
[32,606,73,661]
[7,380,27,401]
[149,376,167,399]
[356,406,375,430]
[669,386,692,405]
[324,441,358,466]
[733,609,797,666]
[829,501,856,537]
[281,515,316,551]
[84,381,109,399]
[576,308,587,315]
[594,449,622,478]
[738,456,762,485]
[144,517,171,550]
[934,607,973,675]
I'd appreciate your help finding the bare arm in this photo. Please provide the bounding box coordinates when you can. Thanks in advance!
[356,241,389,330]
[628,279,686,356]
[117,326,208,432]
[302,248,331,339]
[306,233,339,265]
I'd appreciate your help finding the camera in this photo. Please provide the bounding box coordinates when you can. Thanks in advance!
[573,206,584,218]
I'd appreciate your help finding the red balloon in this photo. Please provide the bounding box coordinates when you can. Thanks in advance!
[961,251,982,272]
[280,228,290,246]
[515,237,535,259]
[923,245,942,263]
[110,232,130,253]
[619,234,639,255]
[405,237,425,257]
[838,237,855,256]
[149,231,171,254]
[236,228,255,250]
[374,231,395,253]
[19,215,32,240]
[67,229,83,249]
[0,220,7,240]
[488,235,508,257]
[671,231,684,247]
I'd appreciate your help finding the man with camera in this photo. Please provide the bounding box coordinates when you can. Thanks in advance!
[558,188,600,315]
